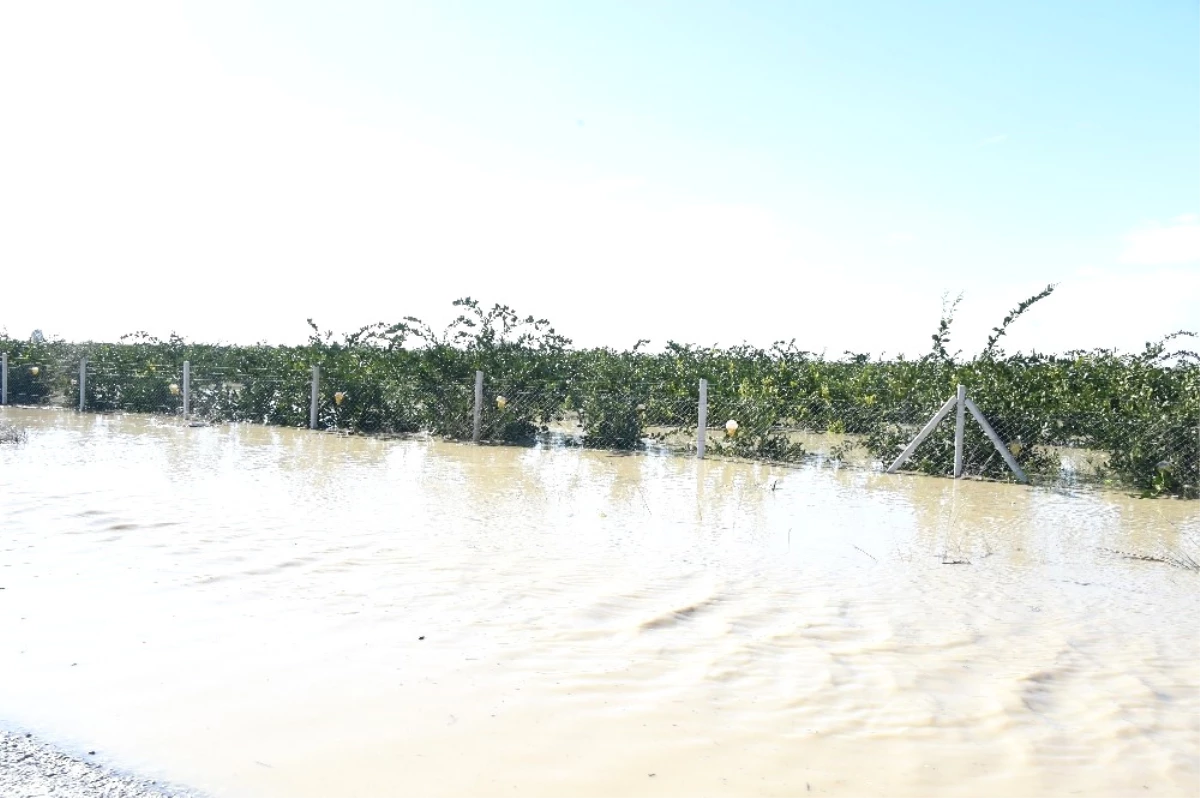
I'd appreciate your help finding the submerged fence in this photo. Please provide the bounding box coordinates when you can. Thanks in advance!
[1,350,1197,498]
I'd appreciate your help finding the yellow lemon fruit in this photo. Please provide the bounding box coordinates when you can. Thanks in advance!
[334,391,346,406]
[725,419,739,436]
[496,395,507,409]
[30,366,39,377]
[168,383,180,396]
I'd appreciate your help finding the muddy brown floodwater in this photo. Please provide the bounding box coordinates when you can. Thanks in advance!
[0,408,1197,797]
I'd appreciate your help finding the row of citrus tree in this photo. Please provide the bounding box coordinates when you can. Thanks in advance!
[2,295,1196,496]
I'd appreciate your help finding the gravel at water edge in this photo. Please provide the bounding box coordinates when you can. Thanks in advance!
[0,729,202,798]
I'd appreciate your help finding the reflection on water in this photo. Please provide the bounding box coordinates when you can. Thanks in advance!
[1,408,1197,797]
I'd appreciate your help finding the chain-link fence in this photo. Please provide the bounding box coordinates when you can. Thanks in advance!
[2,352,1196,499]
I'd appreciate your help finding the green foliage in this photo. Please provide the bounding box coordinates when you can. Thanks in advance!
[982,284,1057,359]
[86,333,184,414]
[2,340,56,404]
[1,295,1195,497]
[576,389,646,449]
[708,421,807,464]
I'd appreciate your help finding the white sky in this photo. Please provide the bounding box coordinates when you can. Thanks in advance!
[0,3,1196,356]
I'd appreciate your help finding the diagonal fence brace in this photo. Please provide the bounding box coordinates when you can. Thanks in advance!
[886,393,958,474]
[887,386,1027,483]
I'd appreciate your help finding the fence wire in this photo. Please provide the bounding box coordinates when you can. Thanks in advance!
[1,356,1196,499]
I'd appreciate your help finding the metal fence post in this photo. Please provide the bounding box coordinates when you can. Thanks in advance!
[309,365,319,430]
[1,352,6,406]
[473,370,483,443]
[182,360,191,419]
[953,384,966,478]
[79,358,87,411]
[697,378,708,459]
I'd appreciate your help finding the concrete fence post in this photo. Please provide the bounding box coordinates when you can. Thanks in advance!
[697,378,708,459]
[888,385,1027,483]
[310,365,319,430]
[473,370,484,443]
[1,352,7,406]
[182,361,191,419]
[953,384,966,478]
[79,358,87,411]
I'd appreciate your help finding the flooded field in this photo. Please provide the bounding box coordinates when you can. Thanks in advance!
[1,408,1197,797]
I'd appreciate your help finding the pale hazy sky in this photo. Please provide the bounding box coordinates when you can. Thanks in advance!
[1,2,1196,355]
